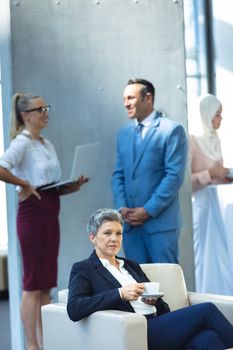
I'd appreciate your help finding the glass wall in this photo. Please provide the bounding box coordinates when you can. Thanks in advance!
[184,0,209,134]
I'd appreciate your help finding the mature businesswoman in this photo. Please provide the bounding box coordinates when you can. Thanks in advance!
[67,208,233,350]
[0,93,88,350]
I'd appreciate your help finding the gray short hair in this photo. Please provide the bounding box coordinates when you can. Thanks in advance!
[87,208,124,236]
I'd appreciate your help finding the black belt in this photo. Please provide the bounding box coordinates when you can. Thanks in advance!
[145,312,156,319]
[36,183,55,191]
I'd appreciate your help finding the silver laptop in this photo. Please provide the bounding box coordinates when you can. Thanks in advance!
[42,142,101,190]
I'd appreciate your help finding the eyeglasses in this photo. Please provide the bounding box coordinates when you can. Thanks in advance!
[25,105,51,114]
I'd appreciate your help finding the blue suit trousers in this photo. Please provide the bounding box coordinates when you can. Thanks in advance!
[123,226,179,263]
[147,302,233,350]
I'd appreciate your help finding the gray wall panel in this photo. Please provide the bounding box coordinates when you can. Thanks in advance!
[9,0,193,295]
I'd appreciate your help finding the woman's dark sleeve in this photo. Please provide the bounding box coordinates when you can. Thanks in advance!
[155,297,170,316]
[67,262,123,322]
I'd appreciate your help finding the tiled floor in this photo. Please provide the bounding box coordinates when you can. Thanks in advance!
[0,292,11,350]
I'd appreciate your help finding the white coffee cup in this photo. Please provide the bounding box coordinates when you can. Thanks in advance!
[143,282,160,295]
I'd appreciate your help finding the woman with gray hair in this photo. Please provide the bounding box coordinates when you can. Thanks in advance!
[67,208,233,350]
[0,92,88,350]
[86,207,124,236]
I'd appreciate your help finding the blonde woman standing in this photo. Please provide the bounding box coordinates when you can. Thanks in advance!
[0,93,88,350]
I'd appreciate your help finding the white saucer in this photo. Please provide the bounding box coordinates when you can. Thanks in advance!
[141,292,164,298]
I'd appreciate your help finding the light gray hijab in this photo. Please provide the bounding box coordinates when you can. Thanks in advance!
[195,94,222,161]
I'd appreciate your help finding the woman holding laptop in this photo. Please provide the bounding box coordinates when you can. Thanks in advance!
[0,92,88,350]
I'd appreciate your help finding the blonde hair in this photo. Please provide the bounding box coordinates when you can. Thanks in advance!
[10,92,40,139]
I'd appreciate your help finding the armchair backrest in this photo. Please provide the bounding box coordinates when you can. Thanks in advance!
[59,263,189,311]
[140,263,189,310]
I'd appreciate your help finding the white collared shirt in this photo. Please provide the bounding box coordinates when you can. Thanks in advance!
[0,130,61,190]
[100,258,156,315]
[135,110,156,139]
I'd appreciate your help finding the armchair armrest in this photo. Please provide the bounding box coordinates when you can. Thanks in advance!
[42,303,148,350]
[188,291,233,325]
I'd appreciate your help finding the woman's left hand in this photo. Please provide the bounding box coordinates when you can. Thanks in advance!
[76,175,89,189]
[69,175,89,190]
[58,175,89,195]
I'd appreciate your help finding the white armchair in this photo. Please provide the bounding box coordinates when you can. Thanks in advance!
[42,263,233,350]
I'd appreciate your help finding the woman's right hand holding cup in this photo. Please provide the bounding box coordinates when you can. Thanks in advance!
[120,283,144,301]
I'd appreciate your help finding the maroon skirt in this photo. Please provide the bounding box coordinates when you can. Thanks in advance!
[17,188,60,291]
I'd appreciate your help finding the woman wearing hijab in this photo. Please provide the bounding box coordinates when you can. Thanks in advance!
[190,94,230,293]
[190,93,228,192]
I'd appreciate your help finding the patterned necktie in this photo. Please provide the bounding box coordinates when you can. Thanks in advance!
[134,122,144,159]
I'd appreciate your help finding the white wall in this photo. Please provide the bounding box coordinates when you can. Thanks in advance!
[0,85,8,251]
[0,1,25,348]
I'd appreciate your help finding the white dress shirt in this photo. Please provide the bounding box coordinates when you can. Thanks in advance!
[0,130,61,190]
[135,110,155,139]
[100,258,156,315]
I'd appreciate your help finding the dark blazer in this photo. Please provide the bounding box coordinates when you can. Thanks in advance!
[67,250,170,322]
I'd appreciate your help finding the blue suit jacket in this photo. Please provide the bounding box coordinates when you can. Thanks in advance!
[111,112,188,233]
[67,251,170,322]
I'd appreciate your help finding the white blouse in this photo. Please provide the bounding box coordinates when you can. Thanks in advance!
[0,130,61,189]
[100,258,156,315]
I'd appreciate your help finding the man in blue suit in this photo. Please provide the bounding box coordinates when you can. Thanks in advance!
[112,78,188,263]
